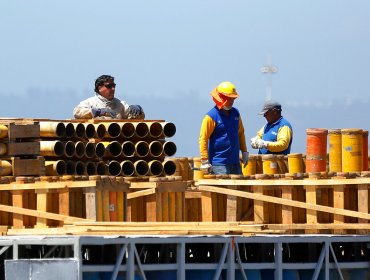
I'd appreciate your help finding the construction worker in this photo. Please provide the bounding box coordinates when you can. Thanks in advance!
[199,81,249,175]
[73,75,145,119]
[250,100,293,154]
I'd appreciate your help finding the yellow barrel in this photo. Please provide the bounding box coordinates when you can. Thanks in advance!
[193,157,204,180]
[341,128,363,172]
[262,154,278,175]
[255,155,263,174]
[287,153,304,174]
[328,129,342,172]
[242,154,256,175]
[363,130,369,171]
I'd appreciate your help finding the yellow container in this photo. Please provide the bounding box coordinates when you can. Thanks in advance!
[242,154,256,175]
[328,129,342,172]
[287,153,304,174]
[262,154,278,175]
[193,157,204,181]
[341,128,363,172]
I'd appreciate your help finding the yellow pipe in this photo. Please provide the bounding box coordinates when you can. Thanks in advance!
[328,129,342,172]
[0,125,8,139]
[39,122,65,138]
[287,153,304,174]
[193,157,204,180]
[0,160,12,176]
[242,154,256,175]
[342,128,363,172]
[0,143,7,155]
[262,154,278,175]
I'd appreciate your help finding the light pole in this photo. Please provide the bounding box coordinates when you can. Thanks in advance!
[260,54,278,100]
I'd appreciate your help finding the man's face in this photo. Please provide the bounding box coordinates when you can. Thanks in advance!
[98,80,116,100]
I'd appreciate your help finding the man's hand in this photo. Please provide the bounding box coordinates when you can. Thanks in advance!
[200,159,213,174]
[256,138,269,149]
[91,108,117,118]
[250,137,259,149]
[128,105,144,119]
[241,151,249,168]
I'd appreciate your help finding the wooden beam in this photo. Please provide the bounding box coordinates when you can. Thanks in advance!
[197,178,370,186]
[0,204,90,223]
[199,185,370,220]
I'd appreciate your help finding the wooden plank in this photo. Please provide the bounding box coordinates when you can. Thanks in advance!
[145,193,157,222]
[84,188,97,221]
[197,178,370,186]
[96,190,103,221]
[200,191,212,222]
[127,188,156,199]
[281,185,293,233]
[305,185,318,234]
[11,190,24,229]
[58,189,70,226]
[226,186,237,222]
[168,192,176,222]
[253,186,264,223]
[8,123,39,139]
[22,190,30,227]
[162,192,169,222]
[35,189,48,228]
[136,196,145,222]
[175,192,184,222]
[129,180,187,190]
[4,142,40,156]
[156,192,162,222]
[75,190,83,218]
[198,185,370,220]
[102,190,110,222]
[333,185,345,234]
[357,184,369,234]
[0,204,88,222]
[116,191,124,222]
[0,191,10,226]
[12,156,45,176]
[109,191,117,222]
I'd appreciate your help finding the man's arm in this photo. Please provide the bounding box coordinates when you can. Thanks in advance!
[199,115,216,160]
[263,126,293,152]
[73,100,93,119]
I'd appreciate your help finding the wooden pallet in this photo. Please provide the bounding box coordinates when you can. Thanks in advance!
[11,156,45,176]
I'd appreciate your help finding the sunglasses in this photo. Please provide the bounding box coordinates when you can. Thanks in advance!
[104,83,116,89]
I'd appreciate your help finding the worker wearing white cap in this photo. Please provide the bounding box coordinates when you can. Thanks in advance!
[251,100,293,154]
[199,81,249,174]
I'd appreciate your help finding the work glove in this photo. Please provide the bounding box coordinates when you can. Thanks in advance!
[127,105,145,119]
[91,108,117,118]
[250,137,259,149]
[256,138,269,149]
[200,159,213,174]
[241,151,249,167]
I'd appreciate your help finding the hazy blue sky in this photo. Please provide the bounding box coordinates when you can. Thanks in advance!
[1,1,369,156]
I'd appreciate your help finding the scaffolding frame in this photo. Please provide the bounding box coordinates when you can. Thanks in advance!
[0,234,369,279]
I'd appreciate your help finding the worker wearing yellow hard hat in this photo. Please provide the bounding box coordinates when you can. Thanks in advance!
[199,81,249,174]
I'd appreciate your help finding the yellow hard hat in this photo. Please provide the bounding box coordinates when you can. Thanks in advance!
[216,81,239,98]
